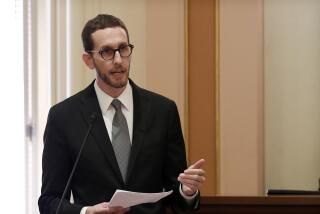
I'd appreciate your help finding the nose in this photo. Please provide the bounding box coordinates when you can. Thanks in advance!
[113,50,122,64]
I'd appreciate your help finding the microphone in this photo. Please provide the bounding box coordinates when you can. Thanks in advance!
[55,112,97,214]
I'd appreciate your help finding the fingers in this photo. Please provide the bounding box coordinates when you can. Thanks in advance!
[189,159,205,169]
[177,159,206,196]
[179,170,206,183]
[178,170,206,189]
[184,168,205,176]
[86,202,130,214]
[184,159,206,179]
[108,205,130,214]
[179,177,203,189]
[178,173,205,196]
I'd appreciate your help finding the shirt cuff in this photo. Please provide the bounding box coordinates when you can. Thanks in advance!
[179,183,198,203]
[80,206,88,214]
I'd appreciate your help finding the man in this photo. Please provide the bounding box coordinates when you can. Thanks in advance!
[39,14,205,214]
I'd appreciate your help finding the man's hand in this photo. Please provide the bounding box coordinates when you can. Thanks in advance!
[178,159,206,196]
[86,202,130,214]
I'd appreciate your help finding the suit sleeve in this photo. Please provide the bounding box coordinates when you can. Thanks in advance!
[164,102,200,213]
[38,108,83,214]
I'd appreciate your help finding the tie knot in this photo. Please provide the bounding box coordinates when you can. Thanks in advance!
[111,99,122,111]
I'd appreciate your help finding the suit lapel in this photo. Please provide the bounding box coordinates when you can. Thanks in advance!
[126,80,149,183]
[79,82,124,184]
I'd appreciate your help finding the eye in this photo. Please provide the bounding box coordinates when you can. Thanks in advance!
[99,48,115,60]
[119,45,131,56]
[100,48,114,55]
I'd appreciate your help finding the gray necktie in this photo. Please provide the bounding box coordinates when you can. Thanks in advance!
[111,99,131,182]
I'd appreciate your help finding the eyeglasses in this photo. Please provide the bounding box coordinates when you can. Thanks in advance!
[88,44,134,61]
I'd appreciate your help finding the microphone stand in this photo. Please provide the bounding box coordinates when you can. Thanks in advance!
[55,113,97,214]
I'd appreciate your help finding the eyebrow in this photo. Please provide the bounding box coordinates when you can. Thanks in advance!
[99,42,128,50]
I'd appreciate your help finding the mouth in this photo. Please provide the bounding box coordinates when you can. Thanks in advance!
[111,71,124,74]
[110,70,126,79]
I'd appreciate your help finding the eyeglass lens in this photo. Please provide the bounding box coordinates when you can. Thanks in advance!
[100,45,133,60]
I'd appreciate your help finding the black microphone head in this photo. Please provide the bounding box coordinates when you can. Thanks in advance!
[89,112,97,124]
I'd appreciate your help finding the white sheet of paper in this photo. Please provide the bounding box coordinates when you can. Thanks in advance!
[109,189,173,208]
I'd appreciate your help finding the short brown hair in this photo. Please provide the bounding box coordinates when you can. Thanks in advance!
[81,14,130,52]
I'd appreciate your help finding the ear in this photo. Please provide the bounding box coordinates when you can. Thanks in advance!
[82,52,95,69]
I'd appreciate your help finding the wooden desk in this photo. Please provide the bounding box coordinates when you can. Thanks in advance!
[196,196,320,214]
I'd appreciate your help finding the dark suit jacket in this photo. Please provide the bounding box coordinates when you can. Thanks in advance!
[38,79,200,214]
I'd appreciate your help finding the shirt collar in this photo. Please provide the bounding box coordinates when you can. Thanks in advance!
[94,80,133,114]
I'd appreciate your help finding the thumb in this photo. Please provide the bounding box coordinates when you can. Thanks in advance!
[189,159,205,169]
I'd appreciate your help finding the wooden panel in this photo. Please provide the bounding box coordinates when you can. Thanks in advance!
[187,0,217,196]
[167,196,320,213]
[198,196,320,214]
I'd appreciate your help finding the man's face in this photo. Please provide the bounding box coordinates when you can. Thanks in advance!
[89,27,131,90]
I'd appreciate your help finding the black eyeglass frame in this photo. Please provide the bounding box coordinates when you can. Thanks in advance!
[88,44,134,61]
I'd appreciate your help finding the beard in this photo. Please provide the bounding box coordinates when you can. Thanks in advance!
[95,62,130,89]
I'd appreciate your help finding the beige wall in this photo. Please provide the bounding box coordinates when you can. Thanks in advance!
[145,0,186,130]
[218,0,320,195]
[264,0,320,191]
[219,0,264,195]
